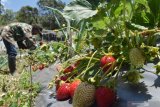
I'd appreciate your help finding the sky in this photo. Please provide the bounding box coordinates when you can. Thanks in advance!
[1,0,71,12]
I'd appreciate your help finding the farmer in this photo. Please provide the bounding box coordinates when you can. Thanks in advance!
[0,22,43,75]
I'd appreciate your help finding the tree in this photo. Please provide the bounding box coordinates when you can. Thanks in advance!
[37,0,65,11]
[0,0,4,15]
[0,9,15,25]
[86,0,101,9]
[16,6,39,24]
[37,0,65,29]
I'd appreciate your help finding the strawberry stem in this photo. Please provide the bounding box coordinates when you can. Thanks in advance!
[77,63,95,78]
[77,51,98,78]
[86,50,97,69]
[115,60,124,79]
[100,61,116,82]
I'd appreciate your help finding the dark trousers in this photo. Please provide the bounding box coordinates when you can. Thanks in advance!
[3,39,17,74]
[3,39,17,56]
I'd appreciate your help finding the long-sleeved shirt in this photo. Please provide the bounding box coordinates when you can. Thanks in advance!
[0,22,35,49]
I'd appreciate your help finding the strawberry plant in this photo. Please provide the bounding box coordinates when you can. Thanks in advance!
[0,50,42,107]
[0,70,41,107]
[0,0,159,107]
[46,0,160,106]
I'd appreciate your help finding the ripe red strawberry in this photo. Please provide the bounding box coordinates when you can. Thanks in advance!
[74,61,80,68]
[38,64,45,70]
[69,79,81,98]
[55,79,66,91]
[56,83,70,101]
[63,61,80,73]
[64,65,74,73]
[55,75,69,91]
[100,55,116,73]
[60,75,68,81]
[95,87,116,107]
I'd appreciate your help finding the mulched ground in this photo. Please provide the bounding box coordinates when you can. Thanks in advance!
[33,62,160,107]
[33,62,72,107]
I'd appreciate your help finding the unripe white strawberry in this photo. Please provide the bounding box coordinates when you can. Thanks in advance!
[73,82,96,107]
[123,70,143,84]
[129,48,145,67]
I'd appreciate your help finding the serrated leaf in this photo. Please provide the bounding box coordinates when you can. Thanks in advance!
[148,0,160,21]
[131,10,155,28]
[155,62,160,75]
[89,9,109,30]
[92,17,109,30]
[9,103,18,107]
[0,101,3,106]
[114,3,123,17]
[135,0,148,7]
[63,0,98,21]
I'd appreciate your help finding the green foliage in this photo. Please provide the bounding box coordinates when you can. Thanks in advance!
[16,6,39,25]
[148,0,160,25]
[131,0,160,28]
[63,0,98,22]
[155,62,160,75]
[0,55,8,73]
[0,0,4,15]
[37,0,66,29]
[1,1,159,104]
[122,70,143,84]
[0,71,41,107]
[0,9,15,25]
[0,52,41,107]
[37,0,65,11]
[86,0,101,9]
[49,0,160,87]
